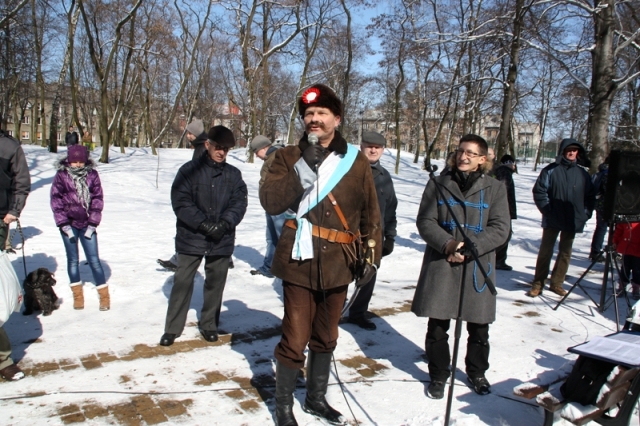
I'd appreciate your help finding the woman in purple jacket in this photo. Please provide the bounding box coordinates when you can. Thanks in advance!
[50,145,109,311]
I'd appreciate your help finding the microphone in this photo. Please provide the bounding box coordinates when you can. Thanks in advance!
[308,133,319,145]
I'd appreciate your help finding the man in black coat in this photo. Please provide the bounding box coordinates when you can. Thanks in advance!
[0,130,30,381]
[492,155,517,270]
[65,126,79,146]
[529,138,595,297]
[160,125,247,346]
[345,131,397,330]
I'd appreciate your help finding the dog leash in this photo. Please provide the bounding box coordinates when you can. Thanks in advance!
[6,219,28,279]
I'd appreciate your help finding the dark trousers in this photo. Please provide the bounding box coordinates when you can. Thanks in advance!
[347,273,377,319]
[532,228,575,289]
[495,222,512,265]
[274,282,348,370]
[164,253,230,335]
[590,210,608,256]
[426,318,490,382]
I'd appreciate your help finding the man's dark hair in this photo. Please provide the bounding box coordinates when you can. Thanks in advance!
[459,134,488,156]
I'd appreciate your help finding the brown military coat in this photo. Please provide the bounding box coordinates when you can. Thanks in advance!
[259,131,382,290]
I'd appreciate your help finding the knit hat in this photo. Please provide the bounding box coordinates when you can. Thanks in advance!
[207,125,235,148]
[185,119,204,136]
[500,154,515,164]
[249,135,272,153]
[362,131,386,147]
[67,145,88,163]
[298,84,343,118]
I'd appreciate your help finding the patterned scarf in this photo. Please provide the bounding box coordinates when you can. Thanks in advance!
[66,165,91,212]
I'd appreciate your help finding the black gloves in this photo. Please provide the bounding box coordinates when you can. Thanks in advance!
[354,263,377,287]
[302,144,326,170]
[382,238,395,257]
[198,220,229,242]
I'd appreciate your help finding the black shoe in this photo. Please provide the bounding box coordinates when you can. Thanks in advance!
[589,253,604,263]
[302,398,345,425]
[427,380,445,399]
[160,333,176,346]
[250,268,274,278]
[157,259,177,272]
[496,263,513,271]
[200,329,219,342]
[346,316,376,330]
[468,375,491,395]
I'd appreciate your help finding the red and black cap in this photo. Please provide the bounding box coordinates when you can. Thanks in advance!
[298,84,343,118]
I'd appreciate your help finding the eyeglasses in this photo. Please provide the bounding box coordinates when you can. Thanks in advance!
[211,144,229,152]
[455,149,482,158]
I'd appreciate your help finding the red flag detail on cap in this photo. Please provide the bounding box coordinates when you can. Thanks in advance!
[302,87,320,104]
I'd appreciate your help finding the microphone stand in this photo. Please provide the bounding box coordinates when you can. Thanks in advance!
[425,165,496,426]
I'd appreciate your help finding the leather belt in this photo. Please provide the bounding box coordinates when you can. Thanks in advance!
[284,219,359,244]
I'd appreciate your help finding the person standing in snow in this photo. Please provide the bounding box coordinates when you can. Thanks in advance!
[528,138,595,297]
[0,129,30,381]
[345,131,397,331]
[492,154,518,270]
[51,145,109,311]
[248,135,284,278]
[260,84,382,426]
[160,125,247,347]
[412,134,510,399]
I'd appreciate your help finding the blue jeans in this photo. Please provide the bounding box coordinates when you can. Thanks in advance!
[260,213,285,274]
[61,226,106,285]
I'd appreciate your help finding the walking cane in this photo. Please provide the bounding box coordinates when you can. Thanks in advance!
[425,165,496,426]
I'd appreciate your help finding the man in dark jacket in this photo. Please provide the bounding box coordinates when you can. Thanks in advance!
[346,131,397,330]
[249,135,284,278]
[65,126,79,146]
[0,130,30,381]
[492,154,518,270]
[411,134,509,399]
[260,84,381,426]
[160,125,247,347]
[589,158,609,262]
[529,138,595,297]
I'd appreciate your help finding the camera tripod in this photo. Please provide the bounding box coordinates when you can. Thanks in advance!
[553,222,631,330]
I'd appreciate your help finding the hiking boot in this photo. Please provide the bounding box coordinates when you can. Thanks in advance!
[346,316,377,330]
[527,284,542,298]
[549,286,567,297]
[157,259,177,272]
[70,282,84,309]
[427,380,445,399]
[468,375,491,395]
[303,351,345,425]
[0,364,25,381]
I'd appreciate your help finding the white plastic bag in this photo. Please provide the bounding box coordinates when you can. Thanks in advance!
[0,251,22,326]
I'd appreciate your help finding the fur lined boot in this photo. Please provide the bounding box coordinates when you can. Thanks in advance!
[97,284,110,311]
[70,282,84,310]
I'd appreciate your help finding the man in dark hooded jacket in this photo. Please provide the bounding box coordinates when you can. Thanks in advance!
[528,138,595,297]
[160,125,247,347]
[492,154,517,270]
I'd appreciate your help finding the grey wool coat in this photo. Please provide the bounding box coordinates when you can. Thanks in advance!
[411,173,510,324]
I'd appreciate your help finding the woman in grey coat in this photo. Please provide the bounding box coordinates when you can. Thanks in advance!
[411,134,510,399]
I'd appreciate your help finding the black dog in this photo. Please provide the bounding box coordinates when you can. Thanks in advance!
[23,268,59,316]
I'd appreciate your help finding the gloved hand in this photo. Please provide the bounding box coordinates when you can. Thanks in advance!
[382,238,395,257]
[198,220,229,242]
[61,225,75,241]
[354,263,377,287]
[302,144,326,170]
[444,239,462,255]
[84,225,96,239]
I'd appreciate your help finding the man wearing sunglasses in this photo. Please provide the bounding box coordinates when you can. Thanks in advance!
[529,138,595,297]
[160,125,248,347]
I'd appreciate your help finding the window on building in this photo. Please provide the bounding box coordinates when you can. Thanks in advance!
[21,131,29,140]
[37,117,42,125]
[7,130,13,137]
[21,116,29,124]
[37,132,42,140]
[57,132,62,141]
[7,115,13,124]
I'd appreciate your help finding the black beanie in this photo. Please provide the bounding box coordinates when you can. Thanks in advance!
[298,84,343,118]
[207,125,235,148]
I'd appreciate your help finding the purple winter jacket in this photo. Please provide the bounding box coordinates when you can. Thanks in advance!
[50,158,103,229]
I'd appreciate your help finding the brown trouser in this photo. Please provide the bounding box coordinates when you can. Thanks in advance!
[532,228,576,289]
[274,282,348,370]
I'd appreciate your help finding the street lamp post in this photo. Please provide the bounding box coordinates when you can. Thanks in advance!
[359,110,364,144]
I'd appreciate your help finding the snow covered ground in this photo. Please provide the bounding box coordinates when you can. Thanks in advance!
[0,144,635,426]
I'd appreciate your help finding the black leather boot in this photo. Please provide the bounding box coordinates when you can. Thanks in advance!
[302,351,345,425]
[275,361,299,426]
